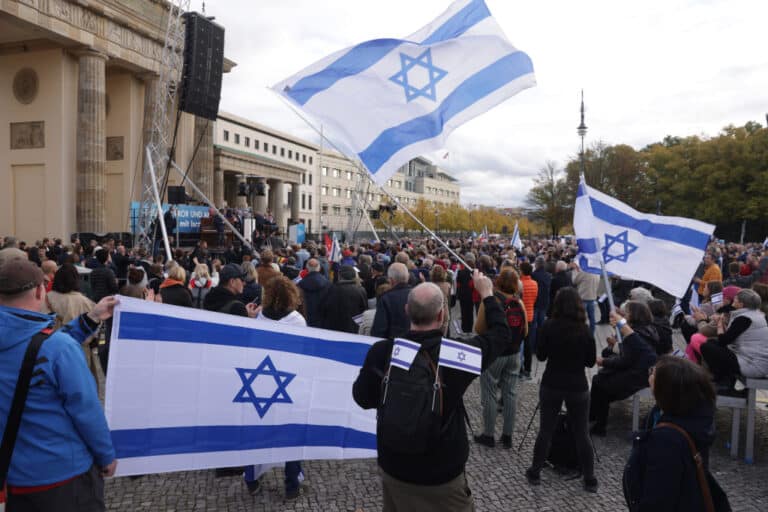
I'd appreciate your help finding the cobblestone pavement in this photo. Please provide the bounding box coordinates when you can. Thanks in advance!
[105,324,768,511]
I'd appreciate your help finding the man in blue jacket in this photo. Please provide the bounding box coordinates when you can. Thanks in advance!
[0,256,118,511]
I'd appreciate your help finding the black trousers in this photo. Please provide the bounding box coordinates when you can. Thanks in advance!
[522,322,534,374]
[7,465,104,512]
[530,386,594,479]
[589,371,644,427]
[700,342,740,383]
[459,296,474,334]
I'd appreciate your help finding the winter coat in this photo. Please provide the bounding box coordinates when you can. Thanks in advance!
[89,263,118,302]
[298,272,331,327]
[371,283,412,339]
[189,277,213,309]
[318,280,368,333]
[203,286,247,316]
[159,279,193,308]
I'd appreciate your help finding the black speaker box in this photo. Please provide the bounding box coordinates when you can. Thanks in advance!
[168,185,187,204]
[179,12,225,121]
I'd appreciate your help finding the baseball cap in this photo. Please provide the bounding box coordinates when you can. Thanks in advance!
[0,258,45,295]
[219,263,246,283]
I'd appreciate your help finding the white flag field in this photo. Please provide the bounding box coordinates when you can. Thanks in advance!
[272,0,535,186]
[574,177,715,299]
[105,297,377,477]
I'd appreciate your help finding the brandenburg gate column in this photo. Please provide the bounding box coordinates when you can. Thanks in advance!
[291,182,300,223]
[75,49,108,233]
[191,116,214,202]
[254,177,267,214]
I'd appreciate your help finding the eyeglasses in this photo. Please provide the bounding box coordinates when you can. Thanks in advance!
[648,366,656,377]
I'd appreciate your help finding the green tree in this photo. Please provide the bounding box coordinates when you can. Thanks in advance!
[526,161,568,237]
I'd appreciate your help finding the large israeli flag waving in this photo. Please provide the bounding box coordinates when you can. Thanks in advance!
[105,297,377,476]
[574,177,715,299]
[273,0,535,185]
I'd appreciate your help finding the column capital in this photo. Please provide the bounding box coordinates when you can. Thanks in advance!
[70,47,109,61]
[137,71,160,83]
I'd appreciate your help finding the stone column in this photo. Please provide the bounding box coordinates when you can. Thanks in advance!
[75,50,108,233]
[214,168,224,207]
[291,182,301,223]
[140,73,160,181]
[254,177,267,214]
[269,179,285,232]
[191,116,214,201]
[235,174,248,209]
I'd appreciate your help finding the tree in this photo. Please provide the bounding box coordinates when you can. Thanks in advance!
[526,161,568,237]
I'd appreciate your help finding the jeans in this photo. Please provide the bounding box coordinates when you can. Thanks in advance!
[7,465,104,512]
[480,354,520,437]
[244,461,303,493]
[530,386,594,480]
[584,300,596,335]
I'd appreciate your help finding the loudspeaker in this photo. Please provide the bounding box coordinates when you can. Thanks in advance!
[168,185,186,204]
[254,181,266,196]
[179,12,225,121]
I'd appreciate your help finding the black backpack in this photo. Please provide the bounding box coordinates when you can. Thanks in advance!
[377,347,444,455]
[546,411,581,474]
[495,292,525,353]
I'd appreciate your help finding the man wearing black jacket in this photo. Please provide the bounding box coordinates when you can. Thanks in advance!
[352,270,510,511]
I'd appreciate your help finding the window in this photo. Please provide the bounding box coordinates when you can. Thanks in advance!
[345,207,352,215]
[308,174,313,185]
[272,145,277,155]
[333,168,340,178]
[296,152,300,161]
[321,186,328,196]
[245,137,250,147]
[308,196,312,210]
[387,180,392,187]
[223,130,229,141]
[234,133,240,144]
[264,142,269,152]
[346,189,352,199]
[346,171,352,180]
[280,147,285,157]
[321,166,328,176]
[288,150,293,159]
[309,156,313,165]
[302,194,306,210]
[321,204,329,215]
[333,206,341,215]
[254,140,259,150]
[302,154,307,163]
[302,173,306,185]
[332,187,340,197]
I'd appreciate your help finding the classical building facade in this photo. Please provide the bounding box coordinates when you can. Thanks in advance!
[0,0,233,242]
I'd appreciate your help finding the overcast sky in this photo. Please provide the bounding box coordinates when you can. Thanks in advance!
[194,0,768,207]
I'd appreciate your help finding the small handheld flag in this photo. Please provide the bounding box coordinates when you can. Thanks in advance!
[438,338,482,375]
[389,338,421,371]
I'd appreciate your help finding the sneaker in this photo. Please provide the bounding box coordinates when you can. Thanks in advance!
[718,387,747,398]
[584,477,598,493]
[285,486,303,500]
[500,434,512,449]
[589,424,607,437]
[245,478,262,496]
[473,434,495,448]
[525,468,541,486]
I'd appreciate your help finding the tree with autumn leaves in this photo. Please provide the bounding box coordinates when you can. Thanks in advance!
[526,121,768,240]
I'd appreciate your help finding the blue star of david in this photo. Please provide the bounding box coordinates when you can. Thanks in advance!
[457,351,466,362]
[233,356,295,418]
[603,230,638,264]
[389,48,447,102]
[393,346,401,357]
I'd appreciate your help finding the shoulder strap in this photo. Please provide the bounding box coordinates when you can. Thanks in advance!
[0,329,52,487]
[656,422,715,512]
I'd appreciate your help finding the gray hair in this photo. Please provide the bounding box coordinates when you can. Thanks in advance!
[407,283,444,326]
[388,262,409,285]
[737,289,761,310]
[555,260,568,272]
[306,258,321,272]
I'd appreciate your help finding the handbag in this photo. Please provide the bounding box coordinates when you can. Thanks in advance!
[656,422,731,512]
[0,329,52,506]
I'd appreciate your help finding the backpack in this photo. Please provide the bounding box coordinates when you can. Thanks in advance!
[495,292,526,353]
[377,347,444,455]
[546,411,581,474]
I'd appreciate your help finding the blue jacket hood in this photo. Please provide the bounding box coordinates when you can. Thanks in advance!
[0,305,55,351]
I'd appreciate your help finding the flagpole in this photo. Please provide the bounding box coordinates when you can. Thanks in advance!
[272,89,472,269]
[578,90,621,342]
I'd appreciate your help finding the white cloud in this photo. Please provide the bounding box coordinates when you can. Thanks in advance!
[196,0,768,207]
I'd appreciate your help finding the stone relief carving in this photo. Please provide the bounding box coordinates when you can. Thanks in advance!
[13,68,39,105]
[106,136,124,161]
[10,122,45,150]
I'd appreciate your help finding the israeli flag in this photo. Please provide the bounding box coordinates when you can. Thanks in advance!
[711,292,724,307]
[438,338,482,375]
[389,338,421,371]
[105,297,377,476]
[273,0,535,185]
[511,221,523,250]
[574,176,715,299]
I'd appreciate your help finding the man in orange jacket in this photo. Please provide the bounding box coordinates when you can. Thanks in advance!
[519,261,538,379]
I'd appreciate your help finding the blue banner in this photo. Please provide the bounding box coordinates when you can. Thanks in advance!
[130,202,211,234]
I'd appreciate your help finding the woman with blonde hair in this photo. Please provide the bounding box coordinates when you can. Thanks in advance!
[159,263,192,307]
[189,263,213,309]
[239,261,262,305]
[474,267,527,449]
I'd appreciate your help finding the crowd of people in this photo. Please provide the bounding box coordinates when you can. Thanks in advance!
[1,230,767,511]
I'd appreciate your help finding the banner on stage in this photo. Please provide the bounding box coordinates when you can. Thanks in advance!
[105,297,377,476]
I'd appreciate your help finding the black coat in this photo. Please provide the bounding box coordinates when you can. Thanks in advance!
[352,296,511,485]
[89,264,118,302]
[598,328,658,398]
[160,283,193,308]
[203,286,248,316]
[531,268,552,313]
[239,281,262,305]
[318,280,368,333]
[371,283,412,339]
[298,272,331,327]
[548,271,572,313]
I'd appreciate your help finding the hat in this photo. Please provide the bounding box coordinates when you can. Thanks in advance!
[342,249,353,258]
[338,265,357,281]
[723,286,740,302]
[0,257,45,295]
[371,262,384,273]
[219,263,246,283]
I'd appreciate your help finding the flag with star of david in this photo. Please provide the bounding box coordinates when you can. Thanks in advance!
[104,297,378,477]
[272,0,535,185]
[573,176,715,298]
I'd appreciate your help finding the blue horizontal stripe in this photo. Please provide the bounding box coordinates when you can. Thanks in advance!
[359,51,534,174]
[587,197,710,250]
[439,359,480,374]
[112,424,376,459]
[441,339,481,355]
[287,0,490,106]
[394,339,420,350]
[576,238,598,254]
[118,312,371,367]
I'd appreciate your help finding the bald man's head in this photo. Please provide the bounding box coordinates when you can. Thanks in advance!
[407,282,444,327]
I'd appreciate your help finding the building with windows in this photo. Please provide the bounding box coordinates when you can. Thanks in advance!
[213,113,318,235]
